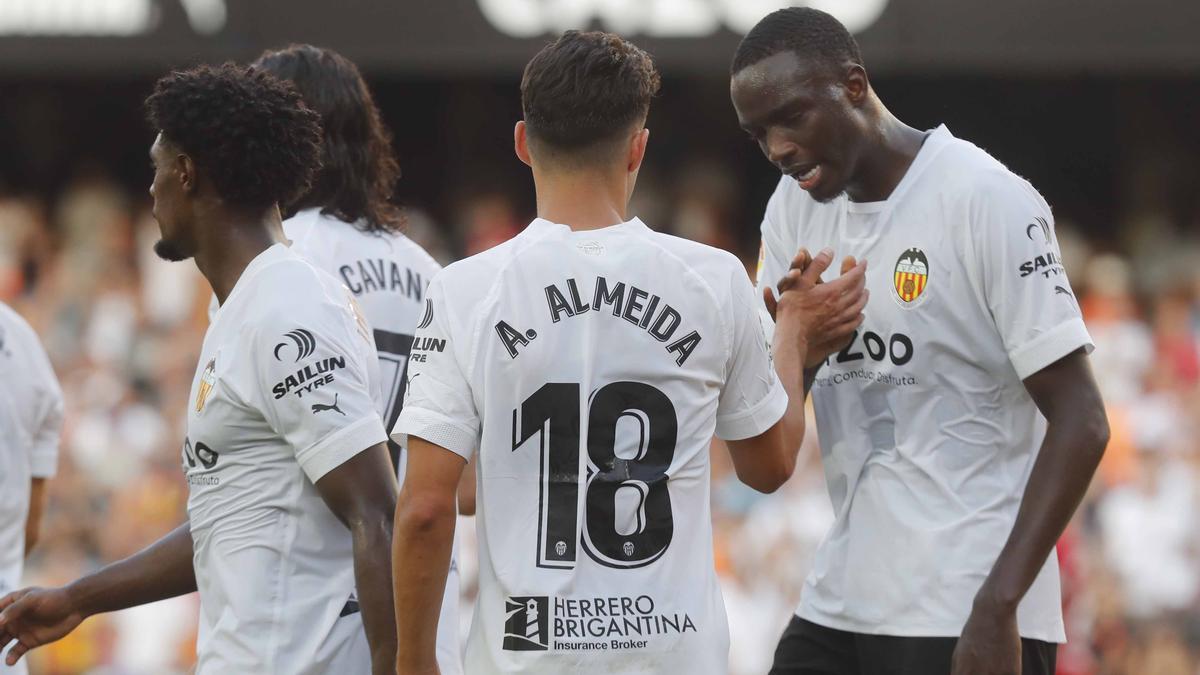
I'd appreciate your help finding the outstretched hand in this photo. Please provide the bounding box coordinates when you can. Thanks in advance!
[0,587,85,666]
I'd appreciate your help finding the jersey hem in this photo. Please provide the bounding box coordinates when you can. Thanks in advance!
[1007,318,1093,380]
[393,407,477,461]
[296,414,388,482]
[715,379,788,441]
[795,607,1067,644]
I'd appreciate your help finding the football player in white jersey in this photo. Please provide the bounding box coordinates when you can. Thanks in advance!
[730,9,1110,675]
[239,45,464,672]
[0,303,63,675]
[391,31,867,675]
[0,64,400,675]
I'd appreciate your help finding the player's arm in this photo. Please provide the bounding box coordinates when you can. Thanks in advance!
[953,351,1108,674]
[390,274,477,673]
[23,479,47,557]
[313,443,399,675]
[0,523,196,666]
[951,175,1107,675]
[393,437,466,675]
[456,457,477,516]
[727,249,867,492]
[724,247,868,487]
[24,330,64,558]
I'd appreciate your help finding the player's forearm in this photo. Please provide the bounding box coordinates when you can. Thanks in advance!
[393,489,457,674]
[772,316,809,458]
[976,410,1109,612]
[23,479,47,558]
[348,512,399,675]
[66,523,196,617]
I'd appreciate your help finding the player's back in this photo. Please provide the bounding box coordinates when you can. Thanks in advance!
[284,208,441,441]
[401,217,784,674]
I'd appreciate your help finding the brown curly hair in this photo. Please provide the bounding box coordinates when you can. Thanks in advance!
[145,63,323,211]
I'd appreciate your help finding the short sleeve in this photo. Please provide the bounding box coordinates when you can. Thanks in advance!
[970,172,1093,380]
[716,266,788,441]
[27,337,63,479]
[252,293,387,483]
[391,276,480,461]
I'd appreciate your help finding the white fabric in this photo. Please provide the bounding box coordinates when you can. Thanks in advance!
[395,217,786,674]
[757,125,1092,643]
[0,302,63,675]
[205,211,462,673]
[187,243,387,674]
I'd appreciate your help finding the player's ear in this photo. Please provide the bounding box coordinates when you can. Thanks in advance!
[627,127,649,174]
[177,153,196,194]
[514,121,533,168]
[844,65,869,106]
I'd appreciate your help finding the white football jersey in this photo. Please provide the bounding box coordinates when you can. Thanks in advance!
[271,209,462,673]
[394,217,787,674]
[0,303,62,675]
[757,125,1092,643]
[186,243,387,674]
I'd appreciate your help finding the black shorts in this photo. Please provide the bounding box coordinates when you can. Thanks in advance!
[770,616,1057,675]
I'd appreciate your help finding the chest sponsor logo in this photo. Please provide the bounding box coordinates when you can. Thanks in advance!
[182,436,221,484]
[892,247,929,308]
[274,328,317,362]
[502,594,696,653]
[195,358,216,413]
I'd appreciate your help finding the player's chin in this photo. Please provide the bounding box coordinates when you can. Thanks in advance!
[153,237,192,262]
[808,172,848,204]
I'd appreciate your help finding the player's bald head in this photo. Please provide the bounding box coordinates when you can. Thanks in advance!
[520,30,660,169]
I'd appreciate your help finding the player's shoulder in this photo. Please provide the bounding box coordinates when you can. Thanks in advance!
[286,209,443,274]
[435,234,527,293]
[0,301,41,350]
[242,248,351,326]
[643,228,746,281]
[936,134,1046,207]
[386,231,443,276]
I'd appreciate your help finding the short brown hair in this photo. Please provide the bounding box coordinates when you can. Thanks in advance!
[521,30,661,163]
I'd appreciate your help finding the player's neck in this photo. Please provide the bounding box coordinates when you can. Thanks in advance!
[845,112,928,203]
[533,170,630,231]
[195,205,288,305]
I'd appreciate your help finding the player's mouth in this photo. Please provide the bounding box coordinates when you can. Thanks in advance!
[789,164,822,191]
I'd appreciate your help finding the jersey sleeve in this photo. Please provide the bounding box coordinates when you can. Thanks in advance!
[251,293,387,483]
[755,178,796,341]
[716,265,789,441]
[26,333,63,479]
[391,275,480,461]
[969,172,1093,380]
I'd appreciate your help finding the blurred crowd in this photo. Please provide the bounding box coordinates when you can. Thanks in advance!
[1,169,1198,675]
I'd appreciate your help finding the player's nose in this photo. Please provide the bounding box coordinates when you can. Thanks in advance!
[765,128,797,167]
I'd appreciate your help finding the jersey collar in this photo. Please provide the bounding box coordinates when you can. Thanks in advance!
[523,216,649,237]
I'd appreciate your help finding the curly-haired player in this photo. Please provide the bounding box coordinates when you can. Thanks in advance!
[239,44,463,674]
[0,64,400,675]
